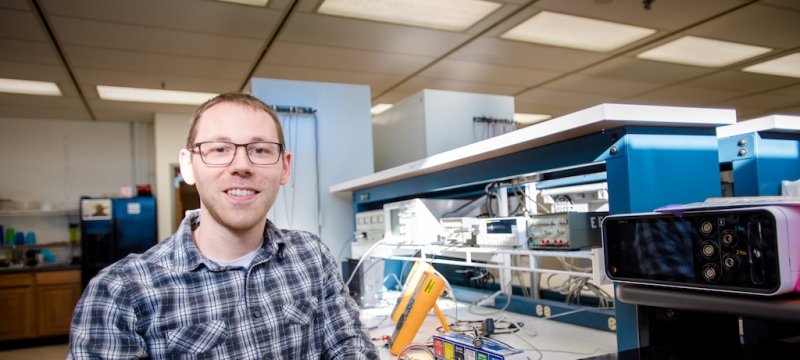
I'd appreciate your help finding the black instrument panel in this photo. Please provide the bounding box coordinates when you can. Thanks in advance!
[602,208,782,294]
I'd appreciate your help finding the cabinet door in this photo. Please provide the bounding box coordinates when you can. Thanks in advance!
[36,271,81,337]
[0,286,35,340]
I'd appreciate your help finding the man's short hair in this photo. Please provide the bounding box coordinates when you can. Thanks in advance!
[186,93,283,149]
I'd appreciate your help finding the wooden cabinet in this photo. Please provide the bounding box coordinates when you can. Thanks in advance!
[0,274,35,341]
[35,270,81,337]
[0,269,80,341]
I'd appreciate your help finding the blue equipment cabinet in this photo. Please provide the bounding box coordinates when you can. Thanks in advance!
[331,103,735,352]
[717,115,800,196]
[80,196,158,289]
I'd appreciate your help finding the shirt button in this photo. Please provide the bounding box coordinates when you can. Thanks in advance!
[252,310,262,319]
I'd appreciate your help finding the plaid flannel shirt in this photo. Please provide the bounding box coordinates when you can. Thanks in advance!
[68,210,379,359]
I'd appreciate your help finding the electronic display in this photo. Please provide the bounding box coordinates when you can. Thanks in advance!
[602,206,800,295]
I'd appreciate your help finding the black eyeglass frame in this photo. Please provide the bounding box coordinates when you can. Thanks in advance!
[190,141,285,166]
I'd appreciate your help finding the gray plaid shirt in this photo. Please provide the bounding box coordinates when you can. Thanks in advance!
[68,210,379,359]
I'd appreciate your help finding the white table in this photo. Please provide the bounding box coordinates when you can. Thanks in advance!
[360,292,617,360]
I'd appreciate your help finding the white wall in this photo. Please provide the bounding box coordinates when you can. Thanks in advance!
[372,92,426,172]
[424,89,514,153]
[372,89,514,171]
[249,78,374,258]
[0,117,152,244]
[153,113,191,240]
[0,117,151,207]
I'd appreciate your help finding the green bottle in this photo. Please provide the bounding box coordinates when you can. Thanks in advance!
[5,228,14,246]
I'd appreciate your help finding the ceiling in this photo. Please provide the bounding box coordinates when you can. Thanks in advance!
[1,0,799,123]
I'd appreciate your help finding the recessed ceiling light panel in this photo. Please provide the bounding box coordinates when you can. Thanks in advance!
[0,78,62,96]
[637,36,772,67]
[318,0,501,32]
[742,52,800,79]
[97,86,217,105]
[514,113,551,125]
[500,11,656,52]
[217,0,269,6]
[371,103,393,115]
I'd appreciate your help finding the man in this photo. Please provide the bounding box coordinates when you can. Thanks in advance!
[69,93,380,359]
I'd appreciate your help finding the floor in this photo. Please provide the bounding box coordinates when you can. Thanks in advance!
[0,344,67,360]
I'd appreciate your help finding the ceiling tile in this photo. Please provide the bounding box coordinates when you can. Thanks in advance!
[713,90,800,111]
[73,68,241,94]
[50,16,265,61]
[0,104,91,120]
[40,0,282,38]
[514,87,617,109]
[761,0,800,11]
[0,60,71,82]
[0,38,60,64]
[533,0,750,30]
[687,3,800,49]
[768,83,800,97]
[0,94,90,120]
[394,76,525,95]
[419,59,560,87]
[512,101,584,119]
[278,12,471,57]
[252,63,407,96]
[63,46,251,81]
[681,70,799,93]
[541,74,662,97]
[623,85,742,106]
[90,108,154,122]
[0,8,49,41]
[263,42,434,74]
[580,57,715,84]
[0,93,84,108]
[450,37,608,72]
[0,0,32,11]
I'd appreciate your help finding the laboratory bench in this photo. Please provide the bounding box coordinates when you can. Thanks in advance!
[363,291,617,360]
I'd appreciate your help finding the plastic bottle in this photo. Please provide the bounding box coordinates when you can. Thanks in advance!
[6,227,15,246]
[25,231,36,245]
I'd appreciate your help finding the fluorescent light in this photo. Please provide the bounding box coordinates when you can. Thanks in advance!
[216,0,269,6]
[742,53,800,78]
[97,86,217,105]
[371,103,393,115]
[500,11,656,52]
[514,113,552,125]
[637,36,772,67]
[0,78,61,96]
[318,0,501,32]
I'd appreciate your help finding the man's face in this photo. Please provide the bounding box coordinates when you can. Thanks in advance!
[181,102,291,233]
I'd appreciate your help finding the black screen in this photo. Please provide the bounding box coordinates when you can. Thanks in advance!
[602,209,781,293]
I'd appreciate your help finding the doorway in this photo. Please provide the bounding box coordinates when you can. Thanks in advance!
[172,165,199,231]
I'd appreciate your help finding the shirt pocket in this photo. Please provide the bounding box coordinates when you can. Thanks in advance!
[165,320,229,355]
[283,298,317,326]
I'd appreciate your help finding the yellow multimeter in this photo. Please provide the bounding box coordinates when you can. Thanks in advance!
[389,266,451,355]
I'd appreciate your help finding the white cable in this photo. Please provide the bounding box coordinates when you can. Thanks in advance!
[344,239,387,288]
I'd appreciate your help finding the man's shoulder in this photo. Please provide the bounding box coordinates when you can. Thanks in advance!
[96,236,182,281]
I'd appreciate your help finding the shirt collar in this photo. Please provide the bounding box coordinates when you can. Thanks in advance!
[172,209,287,271]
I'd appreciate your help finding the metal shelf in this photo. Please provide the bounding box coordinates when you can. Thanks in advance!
[0,209,79,217]
[617,283,800,322]
[376,244,607,285]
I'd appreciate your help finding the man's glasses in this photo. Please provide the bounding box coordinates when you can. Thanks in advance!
[191,141,284,166]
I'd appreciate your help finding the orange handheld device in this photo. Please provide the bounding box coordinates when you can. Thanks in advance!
[390,260,432,322]
[389,269,448,355]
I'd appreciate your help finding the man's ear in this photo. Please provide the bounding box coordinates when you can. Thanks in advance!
[179,148,196,185]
